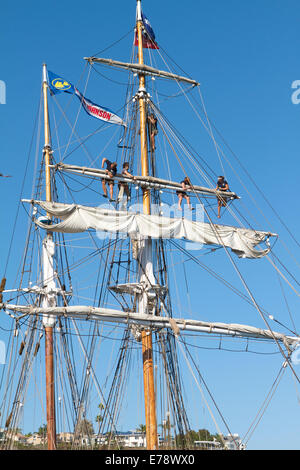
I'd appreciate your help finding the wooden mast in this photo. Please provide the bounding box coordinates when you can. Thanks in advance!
[42,64,56,450]
[136,0,158,450]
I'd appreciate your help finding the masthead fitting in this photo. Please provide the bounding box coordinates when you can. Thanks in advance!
[136,0,142,22]
[42,63,48,85]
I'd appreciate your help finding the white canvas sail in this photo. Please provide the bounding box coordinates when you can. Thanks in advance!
[3,303,298,349]
[27,200,276,259]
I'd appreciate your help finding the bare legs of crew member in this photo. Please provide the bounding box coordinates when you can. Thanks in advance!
[102,179,114,201]
[178,194,193,211]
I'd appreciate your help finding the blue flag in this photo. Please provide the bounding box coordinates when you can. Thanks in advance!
[134,11,159,49]
[142,12,157,44]
[48,71,75,95]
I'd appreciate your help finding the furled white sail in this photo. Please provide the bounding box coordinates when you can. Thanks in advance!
[3,303,298,348]
[29,200,275,259]
[50,162,239,199]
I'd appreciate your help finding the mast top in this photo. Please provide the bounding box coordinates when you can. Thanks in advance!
[42,63,48,84]
[136,0,142,21]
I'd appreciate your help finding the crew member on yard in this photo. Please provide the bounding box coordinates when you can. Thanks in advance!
[101,158,117,202]
[216,175,229,218]
[176,177,194,211]
[118,162,135,201]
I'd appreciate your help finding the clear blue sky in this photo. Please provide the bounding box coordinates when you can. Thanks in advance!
[1,0,300,450]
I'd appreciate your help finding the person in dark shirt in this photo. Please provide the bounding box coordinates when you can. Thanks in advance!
[101,158,117,201]
[148,113,158,152]
[216,176,229,218]
[118,162,135,201]
[176,177,194,211]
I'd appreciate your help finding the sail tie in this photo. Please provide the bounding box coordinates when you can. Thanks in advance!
[0,277,6,304]
[169,318,180,337]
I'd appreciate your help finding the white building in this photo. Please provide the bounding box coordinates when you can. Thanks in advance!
[57,432,74,443]
[92,431,146,448]
[25,433,45,446]
[222,434,245,450]
[117,431,146,448]
[194,440,221,450]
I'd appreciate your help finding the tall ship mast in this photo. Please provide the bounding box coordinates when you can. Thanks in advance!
[42,62,57,450]
[1,0,300,451]
[136,0,157,449]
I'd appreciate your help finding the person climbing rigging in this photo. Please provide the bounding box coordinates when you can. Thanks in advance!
[216,175,229,218]
[101,158,117,202]
[148,113,158,152]
[176,177,194,211]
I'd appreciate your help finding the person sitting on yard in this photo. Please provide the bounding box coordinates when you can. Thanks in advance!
[216,175,229,218]
[176,177,194,211]
[118,162,135,202]
[101,158,117,202]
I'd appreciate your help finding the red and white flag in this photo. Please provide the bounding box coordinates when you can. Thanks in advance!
[134,12,159,49]
[75,89,126,127]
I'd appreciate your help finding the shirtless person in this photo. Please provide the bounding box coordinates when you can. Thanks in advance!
[101,158,117,201]
[148,113,158,152]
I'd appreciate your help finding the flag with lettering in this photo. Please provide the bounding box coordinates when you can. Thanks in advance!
[48,71,126,127]
[74,89,125,126]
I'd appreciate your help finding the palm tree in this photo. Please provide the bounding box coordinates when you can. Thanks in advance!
[95,403,104,434]
[136,424,146,435]
[76,419,94,437]
[159,413,174,448]
[37,424,47,444]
